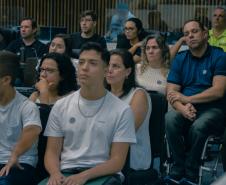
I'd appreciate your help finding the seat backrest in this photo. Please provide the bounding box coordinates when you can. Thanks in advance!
[148,91,168,166]
[15,87,35,97]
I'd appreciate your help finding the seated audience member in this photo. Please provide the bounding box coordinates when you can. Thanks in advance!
[208,7,226,51]
[70,10,107,58]
[116,17,149,63]
[6,17,48,61]
[30,52,77,105]
[47,33,79,70]
[136,33,186,95]
[38,42,136,185]
[136,34,170,95]
[165,19,226,185]
[105,2,134,42]
[148,11,168,32]
[106,49,153,183]
[48,34,73,57]
[194,7,212,29]
[0,51,42,185]
[6,18,48,86]
[29,52,77,182]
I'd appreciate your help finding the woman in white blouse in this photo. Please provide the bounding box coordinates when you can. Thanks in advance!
[136,34,170,95]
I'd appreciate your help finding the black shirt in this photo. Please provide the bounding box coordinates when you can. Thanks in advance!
[116,33,141,56]
[6,38,48,60]
[71,32,107,49]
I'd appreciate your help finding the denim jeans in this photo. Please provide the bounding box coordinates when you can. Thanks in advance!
[165,107,225,178]
[0,163,36,185]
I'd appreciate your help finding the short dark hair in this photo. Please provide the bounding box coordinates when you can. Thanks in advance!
[183,19,206,31]
[0,51,20,86]
[38,52,77,96]
[107,49,135,98]
[80,10,97,21]
[79,42,109,65]
[50,34,73,57]
[20,17,37,29]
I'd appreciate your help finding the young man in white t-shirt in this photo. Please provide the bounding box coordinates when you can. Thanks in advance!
[0,51,42,185]
[42,42,136,185]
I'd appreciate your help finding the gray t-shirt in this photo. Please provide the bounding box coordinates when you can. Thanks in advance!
[0,91,41,167]
[44,90,136,170]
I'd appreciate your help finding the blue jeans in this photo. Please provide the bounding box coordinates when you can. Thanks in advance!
[165,107,225,178]
[0,163,36,185]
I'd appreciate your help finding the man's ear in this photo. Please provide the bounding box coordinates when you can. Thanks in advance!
[93,21,97,27]
[32,28,37,35]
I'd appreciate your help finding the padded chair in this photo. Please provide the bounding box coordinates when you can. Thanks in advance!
[15,86,35,97]
[122,91,168,185]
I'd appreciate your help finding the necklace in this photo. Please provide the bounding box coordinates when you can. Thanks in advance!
[78,92,107,118]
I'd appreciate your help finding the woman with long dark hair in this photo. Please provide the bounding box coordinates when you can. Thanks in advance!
[106,49,152,182]
[29,52,77,183]
[116,18,149,63]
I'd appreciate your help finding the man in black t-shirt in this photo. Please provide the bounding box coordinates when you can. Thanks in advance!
[70,10,107,58]
[6,17,48,61]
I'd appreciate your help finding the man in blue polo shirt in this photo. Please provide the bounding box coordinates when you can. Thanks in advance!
[165,19,226,185]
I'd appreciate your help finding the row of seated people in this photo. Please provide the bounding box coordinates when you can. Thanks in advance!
[33,21,224,185]
[35,18,226,184]
[2,6,226,65]
[5,14,184,88]
[0,42,156,185]
[1,12,226,185]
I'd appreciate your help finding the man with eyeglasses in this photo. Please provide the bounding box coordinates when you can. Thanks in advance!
[0,51,41,185]
[209,7,226,52]
[165,19,226,185]
[70,10,107,58]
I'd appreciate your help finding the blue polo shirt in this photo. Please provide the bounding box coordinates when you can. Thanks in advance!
[168,45,226,97]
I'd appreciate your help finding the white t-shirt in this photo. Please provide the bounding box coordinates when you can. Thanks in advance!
[44,90,136,170]
[0,90,42,167]
[121,88,152,170]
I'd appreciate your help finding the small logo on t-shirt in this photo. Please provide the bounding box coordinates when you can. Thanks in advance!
[69,117,76,124]
[202,70,207,75]
[157,80,162,85]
